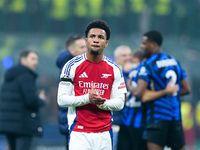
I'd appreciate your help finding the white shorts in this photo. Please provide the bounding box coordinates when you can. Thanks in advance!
[69,130,113,150]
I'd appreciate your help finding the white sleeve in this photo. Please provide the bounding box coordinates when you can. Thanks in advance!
[97,93,125,111]
[57,58,90,107]
[57,81,90,107]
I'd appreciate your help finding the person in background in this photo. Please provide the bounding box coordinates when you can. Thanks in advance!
[117,50,178,150]
[56,35,87,150]
[114,45,132,67]
[0,50,46,150]
[56,35,87,70]
[57,19,127,150]
[117,50,146,150]
[112,45,133,150]
[114,45,133,81]
[127,30,191,150]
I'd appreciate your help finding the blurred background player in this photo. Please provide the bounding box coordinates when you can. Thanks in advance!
[117,51,146,150]
[112,45,133,150]
[117,50,147,150]
[128,30,191,150]
[114,45,133,81]
[56,35,86,150]
[118,50,178,150]
[0,50,46,150]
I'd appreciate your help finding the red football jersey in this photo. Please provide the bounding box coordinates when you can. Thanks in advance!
[61,54,127,132]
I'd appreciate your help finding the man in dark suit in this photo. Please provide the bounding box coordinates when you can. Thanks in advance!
[0,50,46,150]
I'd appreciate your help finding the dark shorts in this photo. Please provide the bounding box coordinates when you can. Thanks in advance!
[117,125,147,150]
[143,121,185,148]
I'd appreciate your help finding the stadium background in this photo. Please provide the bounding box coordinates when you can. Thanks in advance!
[0,0,200,149]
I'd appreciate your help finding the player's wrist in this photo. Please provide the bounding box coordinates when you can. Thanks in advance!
[83,94,91,103]
[163,89,168,95]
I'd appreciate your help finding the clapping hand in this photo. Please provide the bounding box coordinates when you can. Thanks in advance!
[89,86,106,105]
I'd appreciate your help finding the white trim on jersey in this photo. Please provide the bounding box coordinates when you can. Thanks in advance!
[62,54,86,77]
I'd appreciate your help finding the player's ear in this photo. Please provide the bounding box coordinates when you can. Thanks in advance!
[104,40,108,48]
[20,57,26,65]
[152,41,158,48]
[85,38,88,46]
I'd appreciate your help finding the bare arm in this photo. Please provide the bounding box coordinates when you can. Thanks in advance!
[180,79,191,96]
[127,78,179,103]
[142,79,191,102]
[127,78,148,98]
[141,79,179,102]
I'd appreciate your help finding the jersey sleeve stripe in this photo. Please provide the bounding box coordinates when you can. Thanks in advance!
[64,54,85,76]
[64,59,75,75]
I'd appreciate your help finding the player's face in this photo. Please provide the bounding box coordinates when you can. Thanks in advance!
[85,28,108,56]
[140,36,154,59]
[116,48,132,67]
[22,52,38,71]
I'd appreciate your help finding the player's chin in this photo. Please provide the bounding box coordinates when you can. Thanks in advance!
[90,49,100,55]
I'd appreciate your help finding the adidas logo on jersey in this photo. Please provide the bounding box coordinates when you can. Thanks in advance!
[79,72,88,78]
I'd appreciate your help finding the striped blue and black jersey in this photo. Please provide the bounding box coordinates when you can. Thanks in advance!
[138,52,187,124]
[120,62,146,128]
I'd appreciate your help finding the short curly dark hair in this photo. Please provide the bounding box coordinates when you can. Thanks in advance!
[143,30,163,46]
[85,19,111,40]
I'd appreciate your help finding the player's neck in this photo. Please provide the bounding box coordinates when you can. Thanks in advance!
[149,48,162,58]
[86,53,103,63]
[155,48,162,54]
